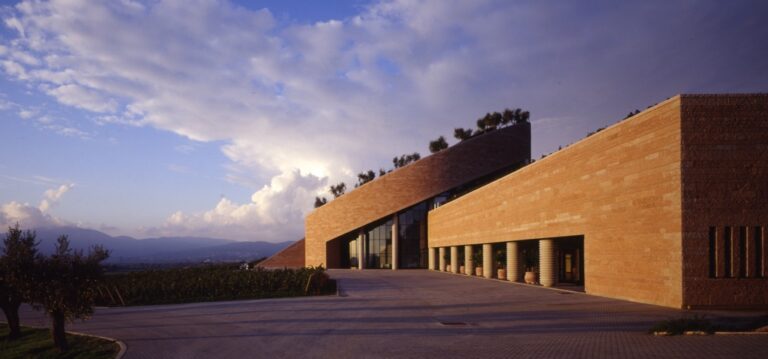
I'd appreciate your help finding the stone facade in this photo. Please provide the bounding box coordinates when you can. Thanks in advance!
[257,239,306,269]
[305,123,531,267]
[428,94,768,309]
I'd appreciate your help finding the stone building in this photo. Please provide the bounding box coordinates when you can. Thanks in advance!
[267,94,767,309]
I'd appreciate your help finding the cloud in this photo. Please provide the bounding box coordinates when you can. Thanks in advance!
[39,183,74,212]
[1,0,766,240]
[0,184,74,228]
[151,170,326,241]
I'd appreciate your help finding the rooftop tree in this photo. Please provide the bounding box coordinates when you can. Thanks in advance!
[313,196,328,208]
[393,153,421,168]
[428,136,448,154]
[355,170,376,187]
[329,182,347,198]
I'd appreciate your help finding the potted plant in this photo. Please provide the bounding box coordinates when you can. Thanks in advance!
[523,249,537,284]
[472,248,483,276]
[495,249,506,280]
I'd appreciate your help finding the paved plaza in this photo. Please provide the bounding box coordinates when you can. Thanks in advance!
[19,270,768,358]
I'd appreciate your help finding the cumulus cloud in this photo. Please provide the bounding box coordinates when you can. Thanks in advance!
[39,183,74,212]
[1,0,766,241]
[1,184,74,228]
[151,170,326,241]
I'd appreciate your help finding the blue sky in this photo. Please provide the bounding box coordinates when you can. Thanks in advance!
[1,0,767,242]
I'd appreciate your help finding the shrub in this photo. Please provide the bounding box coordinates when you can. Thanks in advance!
[649,315,713,335]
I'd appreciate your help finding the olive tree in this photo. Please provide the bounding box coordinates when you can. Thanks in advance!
[0,224,40,340]
[34,236,109,352]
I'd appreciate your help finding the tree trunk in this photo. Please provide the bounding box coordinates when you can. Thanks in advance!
[1,302,22,340]
[50,311,68,352]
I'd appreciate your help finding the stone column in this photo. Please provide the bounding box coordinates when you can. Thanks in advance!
[464,245,473,275]
[483,243,492,279]
[428,247,435,271]
[438,247,446,272]
[540,239,555,287]
[450,246,459,274]
[506,241,519,282]
[391,215,399,270]
[357,232,365,270]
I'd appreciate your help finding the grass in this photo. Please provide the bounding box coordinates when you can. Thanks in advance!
[649,315,714,335]
[0,323,119,359]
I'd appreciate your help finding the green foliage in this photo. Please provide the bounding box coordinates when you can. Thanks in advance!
[428,136,448,154]
[35,236,110,351]
[1,224,40,340]
[313,196,328,208]
[96,265,335,306]
[329,182,347,198]
[649,315,713,335]
[0,324,118,359]
[453,128,473,141]
[355,170,376,187]
[393,153,421,168]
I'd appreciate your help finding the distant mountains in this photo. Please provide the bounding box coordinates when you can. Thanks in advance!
[31,226,292,264]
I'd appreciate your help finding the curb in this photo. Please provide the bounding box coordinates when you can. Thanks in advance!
[67,330,127,359]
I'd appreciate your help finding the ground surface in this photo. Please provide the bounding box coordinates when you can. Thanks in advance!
[18,270,768,358]
[0,324,119,359]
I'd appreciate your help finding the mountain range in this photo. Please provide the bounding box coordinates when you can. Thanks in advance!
[29,226,291,264]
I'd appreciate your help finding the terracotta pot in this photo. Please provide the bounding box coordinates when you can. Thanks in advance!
[524,271,536,284]
[475,266,483,276]
[497,268,506,280]
[459,265,465,274]
[445,264,451,272]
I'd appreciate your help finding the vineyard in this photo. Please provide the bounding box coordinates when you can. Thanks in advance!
[96,265,336,306]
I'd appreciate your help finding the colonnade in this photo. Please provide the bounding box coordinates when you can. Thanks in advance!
[428,239,556,287]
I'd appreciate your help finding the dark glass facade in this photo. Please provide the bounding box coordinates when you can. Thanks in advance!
[366,219,393,269]
[398,202,428,268]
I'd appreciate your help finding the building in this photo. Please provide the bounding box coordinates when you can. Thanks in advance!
[270,94,767,309]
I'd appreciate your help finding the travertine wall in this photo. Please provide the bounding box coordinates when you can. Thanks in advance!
[305,123,531,267]
[680,94,768,308]
[257,239,305,269]
[429,97,685,308]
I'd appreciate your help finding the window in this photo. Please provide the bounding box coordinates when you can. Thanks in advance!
[755,226,764,278]
[724,226,732,278]
[738,226,747,278]
[708,227,716,278]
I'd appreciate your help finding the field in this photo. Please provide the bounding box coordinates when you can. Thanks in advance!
[96,265,336,306]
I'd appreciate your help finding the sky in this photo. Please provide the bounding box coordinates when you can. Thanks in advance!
[0,0,766,242]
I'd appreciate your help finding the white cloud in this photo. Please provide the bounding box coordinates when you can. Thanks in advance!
[152,170,326,241]
[39,183,74,212]
[1,184,74,228]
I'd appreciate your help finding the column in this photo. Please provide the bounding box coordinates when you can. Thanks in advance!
[464,245,473,275]
[450,246,459,274]
[483,243,492,279]
[540,239,555,287]
[438,247,446,272]
[357,232,365,270]
[428,247,435,271]
[391,215,399,270]
[506,241,519,282]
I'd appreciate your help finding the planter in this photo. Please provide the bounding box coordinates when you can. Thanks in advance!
[524,271,536,284]
[497,268,506,280]
[459,265,465,274]
[475,266,483,276]
[445,264,451,272]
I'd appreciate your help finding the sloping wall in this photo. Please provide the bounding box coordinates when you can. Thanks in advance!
[257,239,306,269]
[305,123,531,267]
[429,97,684,308]
[680,94,768,308]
